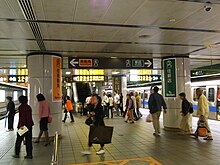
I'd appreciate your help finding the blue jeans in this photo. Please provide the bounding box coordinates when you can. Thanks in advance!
[115,104,120,116]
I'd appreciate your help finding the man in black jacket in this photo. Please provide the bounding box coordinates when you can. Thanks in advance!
[148,86,167,137]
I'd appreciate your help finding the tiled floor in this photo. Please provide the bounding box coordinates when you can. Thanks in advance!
[1,109,220,165]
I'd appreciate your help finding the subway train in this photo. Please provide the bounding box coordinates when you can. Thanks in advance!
[128,76,220,120]
[0,82,27,119]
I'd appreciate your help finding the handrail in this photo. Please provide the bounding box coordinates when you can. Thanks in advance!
[51,131,59,165]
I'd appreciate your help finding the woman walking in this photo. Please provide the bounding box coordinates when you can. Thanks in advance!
[62,96,75,122]
[6,96,15,131]
[35,94,51,146]
[13,96,34,159]
[82,94,105,155]
[124,94,135,124]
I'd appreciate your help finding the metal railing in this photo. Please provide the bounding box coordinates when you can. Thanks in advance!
[51,131,59,165]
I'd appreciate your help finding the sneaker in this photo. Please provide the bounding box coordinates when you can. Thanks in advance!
[81,150,91,155]
[12,155,19,158]
[203,136,213,140]
[24,155,33,159]
[153,133,160,137]
[96,149,105,155]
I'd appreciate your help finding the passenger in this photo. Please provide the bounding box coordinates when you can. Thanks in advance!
[123,96,129,118]
[114,91,120,116]
[35,94,51,146]
[108,94,114,118]
[178,92,191,135]
[6,96,15,131]
[119,93,124,116]
[84,95,92,115]
[102,92,109,117]
[130,92,137,120]
[135,92,142,119]
[82,94,105,155]
[13,96,34,159]
[62,96,75,123]
[195,88,213,140]
[148,86,167,137]
[124,94,135,123]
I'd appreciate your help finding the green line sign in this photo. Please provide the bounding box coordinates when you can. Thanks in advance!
[163,59,176,97]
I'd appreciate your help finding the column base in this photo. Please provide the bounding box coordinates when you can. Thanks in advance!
[164,127,180,132]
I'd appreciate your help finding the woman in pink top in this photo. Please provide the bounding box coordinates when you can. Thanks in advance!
[35,93,51,146]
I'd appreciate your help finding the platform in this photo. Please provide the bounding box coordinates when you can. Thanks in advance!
[0,109,220,165]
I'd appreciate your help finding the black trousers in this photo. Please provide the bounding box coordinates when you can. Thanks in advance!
[15,126,33,156]
[8,113,15,129]
[103,106,109,117]
[63,110,74,122]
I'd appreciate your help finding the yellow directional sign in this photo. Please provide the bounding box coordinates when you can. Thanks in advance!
[68,156,162,165]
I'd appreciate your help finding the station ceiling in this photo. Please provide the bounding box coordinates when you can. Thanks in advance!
[0,0,220,69]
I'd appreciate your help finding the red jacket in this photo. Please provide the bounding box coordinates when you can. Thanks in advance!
[17,104,34,128]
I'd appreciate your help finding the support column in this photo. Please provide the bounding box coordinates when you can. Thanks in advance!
[163,57,191,130]
[27,52,62,138]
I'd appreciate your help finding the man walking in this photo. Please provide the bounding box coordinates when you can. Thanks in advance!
[148,86,167,137]
[196,88,213,140]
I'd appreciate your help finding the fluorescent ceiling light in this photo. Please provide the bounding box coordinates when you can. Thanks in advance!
[66,71,71,75]
[112,71,120,75]
[111,56,117,58]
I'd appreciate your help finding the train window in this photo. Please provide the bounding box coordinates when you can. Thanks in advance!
[0,90,5,102]
[22,90,26,96]
[13,91,18,101]
[208,88,215,102]
[193,88,197,101]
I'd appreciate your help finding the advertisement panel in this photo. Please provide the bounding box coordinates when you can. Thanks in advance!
[52,56,62,102]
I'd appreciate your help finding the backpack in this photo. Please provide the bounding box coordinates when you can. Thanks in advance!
[188,102,194,114]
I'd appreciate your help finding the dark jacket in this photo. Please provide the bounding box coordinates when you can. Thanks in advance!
[182,99,190,116]
[17,104,34,128]
[148,93,167,114]
[90,104,105,126]
[7,101,15,115]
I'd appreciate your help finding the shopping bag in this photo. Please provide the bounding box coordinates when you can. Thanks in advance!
[198,127,207,137]
[89,125,113,144]
[125,111,130,121]
[146,114,153,122]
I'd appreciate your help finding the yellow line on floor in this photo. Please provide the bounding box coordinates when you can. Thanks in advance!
[67,156,162,165]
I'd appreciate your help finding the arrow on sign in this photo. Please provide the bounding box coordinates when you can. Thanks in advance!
[144,60,152,67]
[70,59,79,67]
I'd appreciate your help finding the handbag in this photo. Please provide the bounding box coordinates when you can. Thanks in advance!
[48,116,52,123]
[89,125,114,144]
[146,114,153,122]
[85,117,93,126]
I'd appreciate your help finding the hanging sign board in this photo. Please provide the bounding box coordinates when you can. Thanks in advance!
[163,59,177,97]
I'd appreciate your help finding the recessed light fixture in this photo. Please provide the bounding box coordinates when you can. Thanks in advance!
[23,64,27,67]
[169,18,176,22]
[112,71,120,75]
[111,56,117,58]
[66,71,71,75]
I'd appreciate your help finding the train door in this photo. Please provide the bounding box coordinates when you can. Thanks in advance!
[216,86,220,120]
[207,86,216,120]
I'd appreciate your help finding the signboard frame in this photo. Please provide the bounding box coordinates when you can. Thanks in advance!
[163,58,177,98]
[52,56,62,102]
[69,58,153,69]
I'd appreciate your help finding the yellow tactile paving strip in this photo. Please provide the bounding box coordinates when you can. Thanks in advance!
[68,156,162,165]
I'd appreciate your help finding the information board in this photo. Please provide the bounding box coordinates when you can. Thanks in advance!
[69,58,153,69]
[163,59,176,97]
